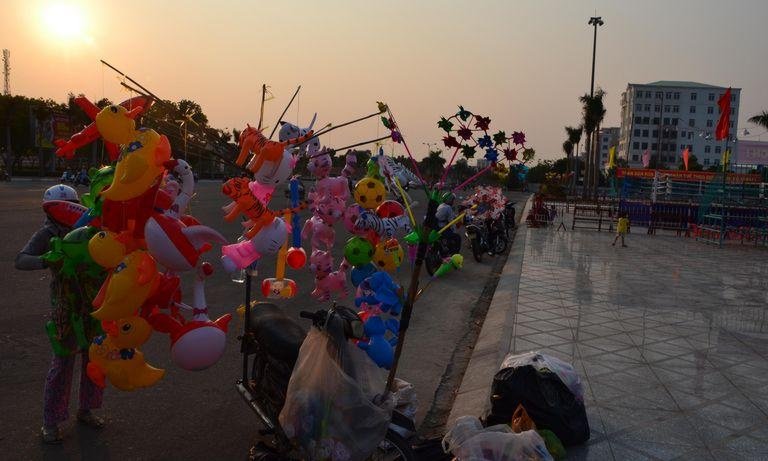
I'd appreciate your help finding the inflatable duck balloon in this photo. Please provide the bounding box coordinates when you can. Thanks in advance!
[95,104,142,145]
[91,250,160,321]
[87,316,165,391]
[100,128,172,202]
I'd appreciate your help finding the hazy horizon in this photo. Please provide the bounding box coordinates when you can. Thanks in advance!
[3,0,768,162]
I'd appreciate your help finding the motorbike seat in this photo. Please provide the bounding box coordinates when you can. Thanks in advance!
[248,302,307,363]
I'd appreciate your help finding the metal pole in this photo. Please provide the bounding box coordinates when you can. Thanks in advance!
[590,23,597,97]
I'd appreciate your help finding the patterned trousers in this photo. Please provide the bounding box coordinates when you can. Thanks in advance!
[43,348,103,427]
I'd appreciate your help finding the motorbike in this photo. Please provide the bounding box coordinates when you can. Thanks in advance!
[503,202,516,235]
[465,215,507,262]
[424,229,461,276]
[237,301,416,460]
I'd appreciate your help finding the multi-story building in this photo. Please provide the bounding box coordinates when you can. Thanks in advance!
[618,81,741,169]
[736,140,768,168]
[598,127,620,166]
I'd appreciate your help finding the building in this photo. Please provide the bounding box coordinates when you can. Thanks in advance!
[475,158,491,170]
[598,127,620,166]
[736,140,768,167]
[618,81,741,169]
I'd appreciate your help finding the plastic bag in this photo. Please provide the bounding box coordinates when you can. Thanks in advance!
[511,404,536,433]
[499,352,584,403]
[443,416,553,461]
[391,378,418,438]
[537,430,566,461]
[279,328,393,461]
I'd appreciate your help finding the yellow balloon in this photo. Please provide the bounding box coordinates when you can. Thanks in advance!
[95,105,138,145]
[87,316,165,391]
[100,129,172,202]
[91,250,159,321]
[354,177,386,210]
[88,231,127,269]
[372,238,404,272]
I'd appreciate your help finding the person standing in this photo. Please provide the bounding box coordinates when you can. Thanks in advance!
[612,212,630,248]
[15,185,105,444]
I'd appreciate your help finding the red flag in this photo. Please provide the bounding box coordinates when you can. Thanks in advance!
[715,87,732,141]
[682,147,690,171]
[641,150,650,168]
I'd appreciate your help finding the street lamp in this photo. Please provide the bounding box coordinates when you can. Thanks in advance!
[588,16,604,97]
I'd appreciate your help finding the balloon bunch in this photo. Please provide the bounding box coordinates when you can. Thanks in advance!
[355,272,403,369]
[50,96,232,390]
[462,186,508,221]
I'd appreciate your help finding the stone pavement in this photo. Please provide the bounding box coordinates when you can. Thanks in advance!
[450,201,768,460]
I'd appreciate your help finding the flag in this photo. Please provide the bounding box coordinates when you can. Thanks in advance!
[641,149,650,168]
[715,87,732,141]
[682,147,690,171]
[608,146,616,169]
[722,149,730,172]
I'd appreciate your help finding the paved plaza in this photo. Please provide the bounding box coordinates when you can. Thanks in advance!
[512,221,768,460]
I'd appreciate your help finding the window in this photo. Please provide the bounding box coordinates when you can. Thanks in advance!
[602,145,608,151]
[688,144,693,152]
[645,91,651,98]
[641,142,648,149]
[714,159,720,166]
[706,120,713,127]
[632,154,639,161]
[673,105,679,113]
[635,116,642,124]
[635,104,641,112]
[670,143,676,151]
[664,117,670,125]
[704,158,710,165]
[673,92,680,100]
[705,146,711,153]
[708,93,715,101]
[664,105,671,113]
[662,143,668,151]
[672,118,679,126]
[633,142,640,149]
[691,93,698,100]
[656,91,663,98]
[731,94,736,102]
[730,108,735,115]
[689,119,695,127]
[634,129,640,136]
[652,143,658,150]
[715,146,721,154]
[681,130,686,137]
[652,130,659,137]
[730,121,734,128]
[642,129,649,137]
[689,106,696,113]
[635,89,643,98]
[653,118,659,125]
[643,117,650,124]
[666,92,672,99]
[654,104,661,112]
[644,104,651,111]
[707,106,714,114]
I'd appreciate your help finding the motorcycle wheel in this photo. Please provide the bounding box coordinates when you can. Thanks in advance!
[371,429,415,461]
[492,234,507,254]
[424,247,441,277]
[470,238,483,262]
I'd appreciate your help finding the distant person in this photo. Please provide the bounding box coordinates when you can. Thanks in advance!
[435,192,461,252]
[14,185,106,444]
[612,212,629,248]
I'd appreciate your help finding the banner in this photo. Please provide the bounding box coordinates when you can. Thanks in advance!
[616,168,762,184]
[33,112,72,149]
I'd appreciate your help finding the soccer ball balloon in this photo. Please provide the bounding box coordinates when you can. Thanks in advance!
[354,177,386,210]
[372,238,404,272]
[344,236,374,267]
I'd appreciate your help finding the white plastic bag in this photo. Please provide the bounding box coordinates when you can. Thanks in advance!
[443,416,553,461]
[499,352,584,402]
[279,328,393,461]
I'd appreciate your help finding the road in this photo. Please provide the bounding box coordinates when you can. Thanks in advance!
[0,178,527,459]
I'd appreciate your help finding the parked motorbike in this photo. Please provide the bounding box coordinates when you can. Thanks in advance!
[237,302,415,460]
[503,202,517,235]
[424,230,461,276]
[465,215,507,262]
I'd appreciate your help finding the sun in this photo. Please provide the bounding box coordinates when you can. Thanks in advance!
[40,2,89,42]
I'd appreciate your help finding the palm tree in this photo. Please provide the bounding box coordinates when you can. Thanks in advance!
[562,140,573,160]
[579,90,606,197]
[565,125,582,193]
[748,111,768,130]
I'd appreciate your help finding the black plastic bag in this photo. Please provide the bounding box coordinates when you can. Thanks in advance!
[486,365,589,446]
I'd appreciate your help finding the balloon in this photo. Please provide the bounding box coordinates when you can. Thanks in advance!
[350,263,377,287]
[95,104,142,145]
[220,217,286,272]
[100,129,172,202]
[91,250,160,321]
[307,150,332,179]
[309,250,348,302]
[41,226,102,278]
[355,210,411,239]
[252,148,296,186]
[279,115,319,156]
[236,124,314,176]
[353,177,386,209]
[286,247,307,269]
[164,159,195,218]
[354,271,403,315]
[43,200,93,229]
[376,200,404,218]
[87,316,165,391]
[144,213,226,272]
[357,316,398,369]
[434,253,464,278]
[88,230,133,269]
[301,215,336,252]
[222,177,282,239]
[372,238,404,272]
[344,236,374,267]
[80,165,115,215]
[261,278,298,299]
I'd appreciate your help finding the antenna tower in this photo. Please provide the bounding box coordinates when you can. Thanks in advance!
[2,49,9,96]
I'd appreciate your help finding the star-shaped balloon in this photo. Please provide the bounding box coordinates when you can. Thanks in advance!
[391,130,403,143]
[438,117,454,133]
[512,131,526,145]
[492,131,507,146]
[381,116,392,130]
[443,135,460,148]
[475,116,491,131]
[477,134,492,149]
[457,106,472,121]
[457,127,473,140]
[503,147,518,161]
[377,101,389,113]
[485,148,499,163]
[461,145,476,159]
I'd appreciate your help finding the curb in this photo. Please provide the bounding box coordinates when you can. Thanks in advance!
[446,194,533,427]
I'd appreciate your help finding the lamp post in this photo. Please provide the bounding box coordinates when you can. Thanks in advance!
[586,16,604,196]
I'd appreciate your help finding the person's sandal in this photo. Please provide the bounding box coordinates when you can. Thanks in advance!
[41,425,63,444]
[76,411,105,429]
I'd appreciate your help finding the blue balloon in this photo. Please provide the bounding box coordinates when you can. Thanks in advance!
[350,263,377,287]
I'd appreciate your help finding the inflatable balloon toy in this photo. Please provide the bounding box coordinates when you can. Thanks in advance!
[86,315,165,391]
[354,271,404,315]
[278,114,319,156]
[43,200,98,229]
[434,254,464,278]
[376,200,405,219]
[149,263,232,371]
[344,236,375,268]
[236,124,315,177]
[261,239,298,299]
[73,165,115,228]
[41,226,103,278]
[301,214,336,253]
[54,95,153,161]
[162,159,195,218]
[309,250,348,302]
[353,177,387,210]
[222,177,304,239]
[350,262,377,287]
[91,250,161,321]
[144,213,227,273]
[88,229,142,269]
[372,238,405,272]
[220,217,287,272]
[354,210,411,239]
[285,178,306,269]
[357,315,400,369]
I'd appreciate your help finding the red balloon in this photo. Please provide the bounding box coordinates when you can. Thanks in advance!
[286,247,307,269]
[376,200,404,218]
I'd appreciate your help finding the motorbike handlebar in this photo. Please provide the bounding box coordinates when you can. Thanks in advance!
[299,311,318,321]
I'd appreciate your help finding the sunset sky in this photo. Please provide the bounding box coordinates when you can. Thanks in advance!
[3,0,767,161]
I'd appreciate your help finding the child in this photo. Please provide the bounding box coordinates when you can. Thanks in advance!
[15,185,105,444]
[612,212,629,247]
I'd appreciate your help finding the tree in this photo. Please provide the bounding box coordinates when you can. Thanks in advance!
[562,140,573,163]
[452,158,472,185]
[748,111,768,130]
[418,149,445,182]
[526,160,553,183]
[565,125,582,193]
[579,89,606,197]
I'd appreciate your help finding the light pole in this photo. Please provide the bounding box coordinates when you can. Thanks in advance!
[586,16,604,196]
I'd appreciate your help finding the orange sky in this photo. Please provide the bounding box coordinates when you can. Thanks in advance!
[3,0,768,162]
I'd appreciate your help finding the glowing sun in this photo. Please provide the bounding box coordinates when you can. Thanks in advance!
[41,3,90,42]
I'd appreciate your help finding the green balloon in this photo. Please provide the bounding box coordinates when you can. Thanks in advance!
[81,165,115,216]
[344,236,374,267]
[42,226,103,278]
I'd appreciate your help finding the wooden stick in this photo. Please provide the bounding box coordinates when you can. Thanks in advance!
[268,85,301,140]
[257,84,267,130]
